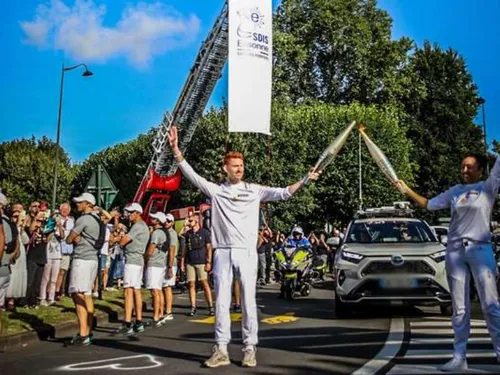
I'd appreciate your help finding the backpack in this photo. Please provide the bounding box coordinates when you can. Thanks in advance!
[3,215,19,254]
[83,213,107,251]
[158,227,171,253]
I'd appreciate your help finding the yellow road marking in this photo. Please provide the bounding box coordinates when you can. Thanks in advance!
[189,313,242,324]
[261,312,299,325]
[190,312,299,325]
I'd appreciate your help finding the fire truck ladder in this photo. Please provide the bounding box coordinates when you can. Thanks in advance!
[133,2,228,205]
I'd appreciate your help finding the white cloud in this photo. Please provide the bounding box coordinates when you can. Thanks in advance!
[20,0,201,67]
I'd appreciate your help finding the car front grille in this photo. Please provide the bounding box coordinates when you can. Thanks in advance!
[361,260,435,276]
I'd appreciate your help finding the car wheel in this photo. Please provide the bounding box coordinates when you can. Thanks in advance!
[440,303,453,316]
[334,292,351,318]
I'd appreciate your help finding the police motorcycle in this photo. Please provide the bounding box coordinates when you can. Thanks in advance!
[275,227,314,300]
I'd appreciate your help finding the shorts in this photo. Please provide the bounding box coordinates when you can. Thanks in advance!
[99,255,108,270]
[106,255,111,269]
[162,266,178,288]
[60,254,71,271]
[123,264,144,289]
[186,264,208,282]
[146,266,165,290]
[69,259,98,295]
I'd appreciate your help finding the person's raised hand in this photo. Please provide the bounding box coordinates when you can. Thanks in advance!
[167,126,179,151]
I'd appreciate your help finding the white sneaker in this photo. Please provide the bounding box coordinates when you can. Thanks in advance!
[92,292,99,298]
[40,300,49,307]
[204,345,230,368]
[439,356,467,372]
[242,346,257,368]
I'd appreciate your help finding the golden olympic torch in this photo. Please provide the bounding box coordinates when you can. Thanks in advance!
[358,124,405,193]
[303,121,357,184]
[313,120,357,172]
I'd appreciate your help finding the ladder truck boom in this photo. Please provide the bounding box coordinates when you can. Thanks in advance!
[133,2,228,216]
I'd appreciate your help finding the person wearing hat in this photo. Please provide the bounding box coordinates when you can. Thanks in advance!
[167,126,321,368]
[145,211,169,326]
[162,212,179,321]
[115,202,149,335]
[65,192,100,346]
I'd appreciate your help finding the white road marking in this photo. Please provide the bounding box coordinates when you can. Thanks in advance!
[410,337,492,345]
[410,321,487,328]
[404,349,495,359]
[351,317,404,375]
[411,328,490,335]
[58,354,162,371]
[388,364,500,374]
[386,317,497,374]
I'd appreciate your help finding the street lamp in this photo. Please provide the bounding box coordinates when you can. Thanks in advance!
[51,63,93,210]
[477,97,487,150]
[477,97,489,175]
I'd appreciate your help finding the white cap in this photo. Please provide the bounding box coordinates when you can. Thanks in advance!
[124,202,143,214]
[165,213,175,222]
[150,212,167,224]
[73,192,96,206]
[0,192,7,205]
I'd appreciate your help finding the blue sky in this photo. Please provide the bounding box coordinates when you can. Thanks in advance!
[1,0,498,163]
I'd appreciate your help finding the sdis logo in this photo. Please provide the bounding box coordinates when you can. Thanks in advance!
[253,33,269,44]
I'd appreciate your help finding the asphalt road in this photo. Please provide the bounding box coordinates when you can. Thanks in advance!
[2,280,500,375]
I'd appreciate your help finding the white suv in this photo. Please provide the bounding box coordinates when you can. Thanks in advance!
[334,203,451,317]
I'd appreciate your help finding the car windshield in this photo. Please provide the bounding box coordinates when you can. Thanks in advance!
[346,220,437,244]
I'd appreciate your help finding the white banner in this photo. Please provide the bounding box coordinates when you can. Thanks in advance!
[228,0,272,135]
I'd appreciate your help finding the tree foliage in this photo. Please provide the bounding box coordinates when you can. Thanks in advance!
[402,42,484,198]
[71,131,155,207]
[273,0,420,107]
[0,137,76,206]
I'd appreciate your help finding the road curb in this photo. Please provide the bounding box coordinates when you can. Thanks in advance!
[0,307,122,353]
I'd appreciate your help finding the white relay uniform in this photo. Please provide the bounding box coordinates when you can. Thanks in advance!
[178,160,292,346]
[428,156,500,360]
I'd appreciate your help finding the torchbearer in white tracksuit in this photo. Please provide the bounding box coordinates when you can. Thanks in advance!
[167,126,321,368]
[396,153,500,372]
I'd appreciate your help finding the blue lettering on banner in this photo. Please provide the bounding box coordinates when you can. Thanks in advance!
[236,6,270,61]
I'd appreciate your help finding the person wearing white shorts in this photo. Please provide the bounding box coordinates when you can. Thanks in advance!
[66,193,101,347]
[162,213,179,320]
[69,259,98,295]
[167,126,321,368]
[116,203,150,336]
[145,212,168,325]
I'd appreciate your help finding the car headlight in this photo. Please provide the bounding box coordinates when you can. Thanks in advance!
[340,250,364,264]
[430,250,446,263]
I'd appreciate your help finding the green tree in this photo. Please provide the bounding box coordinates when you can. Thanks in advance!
[403,42,484,198]
[0,137,76,206]
[71,131,155,207]
[273,0,419,107]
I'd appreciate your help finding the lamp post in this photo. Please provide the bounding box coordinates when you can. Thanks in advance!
[51,63,93,210]
[477,97,489,175]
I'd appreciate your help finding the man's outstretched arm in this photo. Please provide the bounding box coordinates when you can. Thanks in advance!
[259,169,322,202]
[169,126,219,198]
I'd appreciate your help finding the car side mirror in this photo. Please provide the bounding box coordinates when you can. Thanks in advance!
[439,235,448,246]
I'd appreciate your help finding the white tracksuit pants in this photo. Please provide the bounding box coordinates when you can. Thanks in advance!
[214,247,258,346]
[446,242,500,359]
